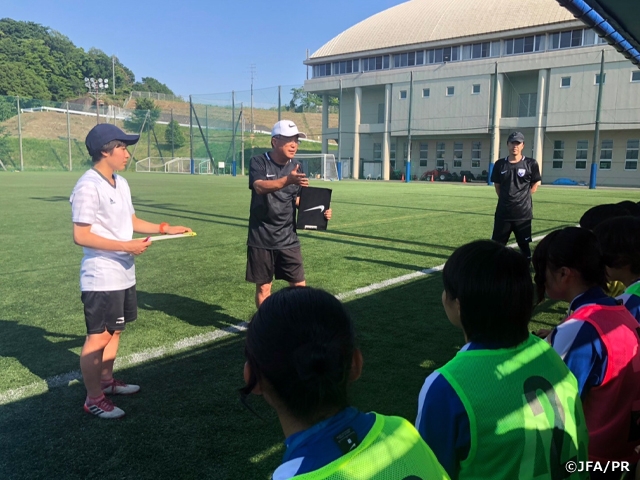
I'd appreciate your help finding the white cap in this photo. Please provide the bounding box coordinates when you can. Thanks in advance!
[271,120,306,139]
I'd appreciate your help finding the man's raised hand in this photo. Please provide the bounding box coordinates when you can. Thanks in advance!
[286,164,309,187]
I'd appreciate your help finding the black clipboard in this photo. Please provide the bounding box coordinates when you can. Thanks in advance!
[296,187,332,230]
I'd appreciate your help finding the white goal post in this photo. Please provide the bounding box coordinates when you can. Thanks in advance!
[135,157,213,174]
[293,154,339,181]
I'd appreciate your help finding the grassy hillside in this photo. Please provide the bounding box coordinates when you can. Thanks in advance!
[0,110,326,172]
[150,98,339,140]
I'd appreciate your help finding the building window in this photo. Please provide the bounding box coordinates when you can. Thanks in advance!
[472,84,480,94]
[632,71,640,82]
[550,29,583,49]
[399,90,407,99]
[436,142,445,168]
[470,42,490,59]
[422,88,430,98]
[390,143,396,169]
[427,46,460,64]
[373,143,382,161]
[595,73,606,85]
[561,77,571,88]
[471,142,482,168]
[504,35,544,55]
[599,139,613,169]
[626,139,639,170]
[575,140,588,169]
[361,56,389,72]
[419,143,428,167]
[446,86,454,96]
[453,142,463,167]
[553,140,564,169]
[518,93,537,117]
[393,53,409,68]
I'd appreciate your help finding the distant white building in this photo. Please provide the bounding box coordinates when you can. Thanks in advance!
[303,0,640,186]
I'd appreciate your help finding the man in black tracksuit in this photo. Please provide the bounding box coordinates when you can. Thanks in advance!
[490,131,542,261]
[246,120,332,308]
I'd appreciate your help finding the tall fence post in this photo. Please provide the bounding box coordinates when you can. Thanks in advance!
[171,109,175,158]
[67,102,72,171]
[17,96,24,171]
[406,71,413,183]
[278,85,281,121]
[241,103,245,175]
[232,91,236,169]
[189,95,193,171]
[590,50,605,190]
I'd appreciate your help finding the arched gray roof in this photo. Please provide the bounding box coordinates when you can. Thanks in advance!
[310,0,576,59]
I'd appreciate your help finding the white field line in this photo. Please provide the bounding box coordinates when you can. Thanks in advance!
[0,234,547,405]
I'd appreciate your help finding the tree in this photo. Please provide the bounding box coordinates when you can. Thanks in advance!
[0,19,167,101]
[0,125,12,169]
[164,119,185,148]
[124,98,161,133]
[132,77,174,96]
[289,87,322,112]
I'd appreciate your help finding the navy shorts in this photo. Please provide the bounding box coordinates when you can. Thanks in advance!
[245,246,305,284]
[81,285,138,334]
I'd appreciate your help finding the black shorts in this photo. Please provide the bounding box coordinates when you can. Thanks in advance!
[245,246,305,285]
[491,218,532,246]
[81,285,138,335]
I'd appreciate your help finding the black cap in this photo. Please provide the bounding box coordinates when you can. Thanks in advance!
[507,131,525,143]
[85,124,140,156]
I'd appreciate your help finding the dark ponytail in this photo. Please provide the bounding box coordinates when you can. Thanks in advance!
[240,287,356,424]
[532,227,607,303]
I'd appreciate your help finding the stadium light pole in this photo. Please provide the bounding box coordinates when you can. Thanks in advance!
[85,77,109,124]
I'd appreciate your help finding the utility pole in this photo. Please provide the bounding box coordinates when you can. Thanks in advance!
[112,56,116,95]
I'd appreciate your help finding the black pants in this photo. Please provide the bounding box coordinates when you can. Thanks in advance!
[491,218,533,259]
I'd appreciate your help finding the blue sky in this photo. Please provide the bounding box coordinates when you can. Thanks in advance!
[3,0,404,97]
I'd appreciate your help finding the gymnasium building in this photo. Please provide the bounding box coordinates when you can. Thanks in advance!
[303,0,640,186]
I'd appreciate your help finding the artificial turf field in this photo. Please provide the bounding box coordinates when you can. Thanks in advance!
[0,172,636,479]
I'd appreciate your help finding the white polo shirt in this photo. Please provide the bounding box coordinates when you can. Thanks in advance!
[70,168,136,291]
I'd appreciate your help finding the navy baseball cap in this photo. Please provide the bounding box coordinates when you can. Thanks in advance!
[85,124,140,156]
[507,131,525,143]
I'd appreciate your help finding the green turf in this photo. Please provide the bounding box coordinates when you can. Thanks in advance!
[0,172,636,479]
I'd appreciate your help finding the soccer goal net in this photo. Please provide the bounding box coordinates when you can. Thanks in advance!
[294,154,339,181]
[135,157,213,174]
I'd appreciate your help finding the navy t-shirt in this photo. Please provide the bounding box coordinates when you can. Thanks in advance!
[247,152,302,250]
[491,156,541,221]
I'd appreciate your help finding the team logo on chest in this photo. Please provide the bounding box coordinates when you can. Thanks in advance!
[517,168,526,177]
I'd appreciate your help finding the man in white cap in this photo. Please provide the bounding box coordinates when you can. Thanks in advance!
[246,120,332,307]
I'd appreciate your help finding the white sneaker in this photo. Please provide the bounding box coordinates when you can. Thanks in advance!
[84,396,125,419]
[102,378,140,395]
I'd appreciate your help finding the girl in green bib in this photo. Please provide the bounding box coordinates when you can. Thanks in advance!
[241,287,449,480]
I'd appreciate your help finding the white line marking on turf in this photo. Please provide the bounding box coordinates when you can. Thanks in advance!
[0,234,547,405]
[336,233,546,300]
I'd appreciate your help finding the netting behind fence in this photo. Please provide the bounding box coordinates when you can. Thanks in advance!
[0,85,337,172]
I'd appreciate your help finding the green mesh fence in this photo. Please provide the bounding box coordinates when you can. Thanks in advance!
[0,86,338,173]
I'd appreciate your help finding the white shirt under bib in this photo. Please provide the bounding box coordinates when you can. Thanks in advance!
[70,169,136,291]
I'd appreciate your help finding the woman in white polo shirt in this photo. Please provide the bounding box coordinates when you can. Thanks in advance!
[70,124,191,419]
